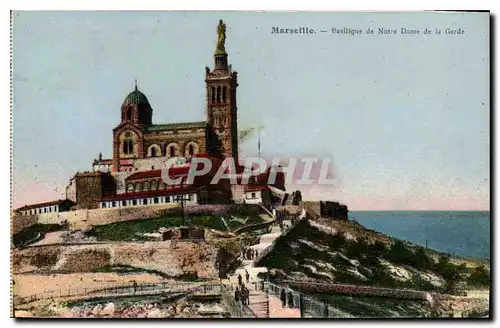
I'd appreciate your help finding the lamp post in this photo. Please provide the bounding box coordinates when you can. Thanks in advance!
[176,194,190,226]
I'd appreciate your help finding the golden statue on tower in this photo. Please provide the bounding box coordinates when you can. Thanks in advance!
[216,19,227,55]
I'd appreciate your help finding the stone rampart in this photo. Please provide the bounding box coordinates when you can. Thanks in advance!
[12,215,38,235]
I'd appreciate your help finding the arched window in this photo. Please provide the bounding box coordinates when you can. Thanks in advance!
[127,184,134,193]
[211,87,215,104]
[185,142,198,157]
[148,144,161,158]
[169,146,175,157]
[122,131,134,155]
[151,180,158,190]
[216,86,221,103]
[143,182,150,191]
[126,108,132,121]
[135,182,143,192]
[222,86,227,103]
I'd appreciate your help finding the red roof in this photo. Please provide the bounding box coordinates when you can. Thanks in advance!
[126,169,162,180]
[16,199,76,212]
[101,186,202,201]
[244,185,269,192]
[125,157,221,181]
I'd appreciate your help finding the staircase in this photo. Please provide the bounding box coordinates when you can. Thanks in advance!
[224,205,307,318]
[248,285,269,317]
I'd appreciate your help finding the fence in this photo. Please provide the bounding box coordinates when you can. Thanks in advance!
[220,283,257,318]
[264,281,355,318]
[282,280,435,304]
[13,281,224,307]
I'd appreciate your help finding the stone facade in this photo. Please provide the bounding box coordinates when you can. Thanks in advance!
[320,201,348,220]
[74,172,116,209]
[109,22,239,174]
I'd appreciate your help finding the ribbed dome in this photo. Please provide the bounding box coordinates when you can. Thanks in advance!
[122,87,151,107]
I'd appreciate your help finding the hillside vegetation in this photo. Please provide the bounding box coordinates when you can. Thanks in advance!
[13,223,67,247]
[85,213,266,241]
[258,219,490,294]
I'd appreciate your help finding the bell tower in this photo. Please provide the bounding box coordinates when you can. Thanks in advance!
[206,20,239,164]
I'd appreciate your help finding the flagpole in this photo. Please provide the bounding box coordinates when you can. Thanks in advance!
[258,130,261,159]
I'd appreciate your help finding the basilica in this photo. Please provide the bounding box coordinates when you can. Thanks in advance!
[59,20,285,211]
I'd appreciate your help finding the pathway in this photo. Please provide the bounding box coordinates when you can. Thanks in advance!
[227,220,295,317]
[225,202,307,318]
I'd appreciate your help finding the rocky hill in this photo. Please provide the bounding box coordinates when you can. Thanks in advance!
[257,218,490,297]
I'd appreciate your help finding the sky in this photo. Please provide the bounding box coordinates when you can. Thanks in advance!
[11,11,490,210]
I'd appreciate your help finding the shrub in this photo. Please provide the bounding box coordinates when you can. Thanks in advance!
[409,275,438,291]
[387,240,414,265]
[183,204,230,216]
[346,238,369,260]
[434,255,460,281]
[413,247,433,271]
[369,240,388,257]
[467,265,490,286]
[13,224,65,247]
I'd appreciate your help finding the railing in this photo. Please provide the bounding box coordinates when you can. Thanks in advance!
[233,219,276,235]
[258,203,274,218]
[264,281,355,318]
[282,280,436,304]
[220,283,257,318]
[253,215,306,265]
[14,281,224,306]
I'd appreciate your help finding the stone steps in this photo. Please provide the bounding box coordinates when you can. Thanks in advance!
[247,287,269,318]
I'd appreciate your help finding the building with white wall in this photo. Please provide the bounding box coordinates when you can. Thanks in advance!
[16,199,76,216]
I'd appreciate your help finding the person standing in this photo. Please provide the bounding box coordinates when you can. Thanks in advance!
[244,286,251,305]
[238,274,243,286]
[287,291,294,308]
[234,287,240,303]
[245,269,250,284]
[280,288,287,307]
[240,284,246,304]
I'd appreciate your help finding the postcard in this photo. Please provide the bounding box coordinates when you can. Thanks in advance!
[11,11,490,319]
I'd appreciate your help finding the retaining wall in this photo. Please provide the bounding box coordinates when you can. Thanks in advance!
[12,241,219,278]
[282,280,435,304]
[12,215,38,235]
[13,203,261,233]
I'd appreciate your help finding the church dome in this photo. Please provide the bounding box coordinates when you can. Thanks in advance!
[122,86,151,107]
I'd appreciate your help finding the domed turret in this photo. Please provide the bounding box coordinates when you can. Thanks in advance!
[123,88,151,107]
[121,81,153,126]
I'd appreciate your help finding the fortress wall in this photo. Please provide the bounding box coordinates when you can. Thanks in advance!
[12,215,38,235]
[301,201,321,219]
[37,212,61,225]
[14,203,257,234]
[58,203,181,229]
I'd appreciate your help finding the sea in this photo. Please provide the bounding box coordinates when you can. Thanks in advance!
[348,211,491,260]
